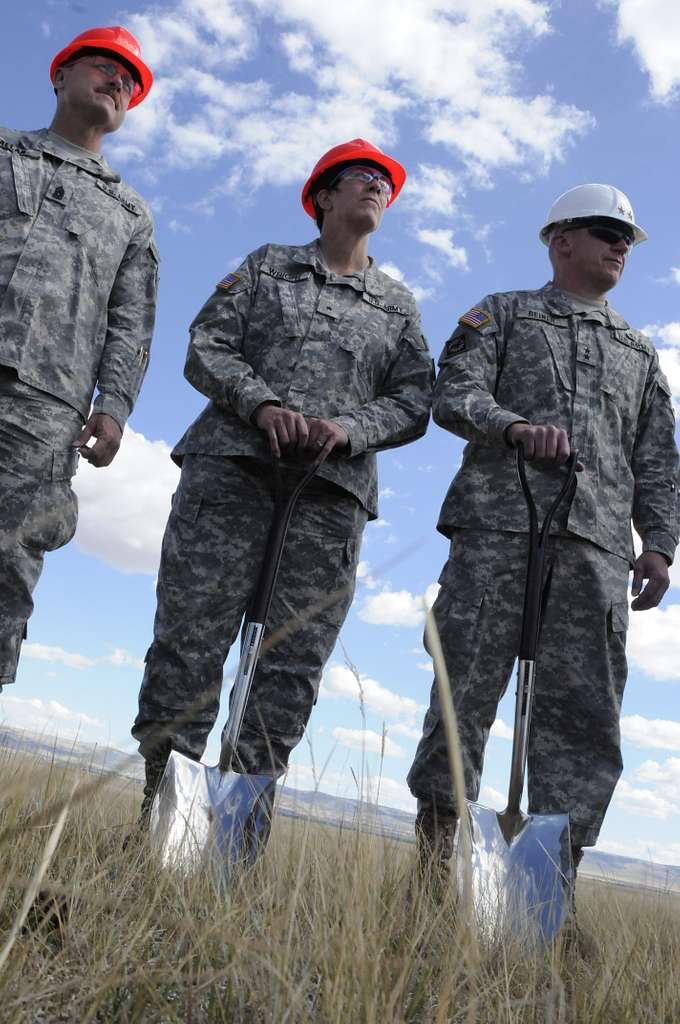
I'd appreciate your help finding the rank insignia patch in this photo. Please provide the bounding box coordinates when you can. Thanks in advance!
[459,307,492,330]
[217,272,241,290]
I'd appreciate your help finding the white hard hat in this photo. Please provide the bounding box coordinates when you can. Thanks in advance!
[539,183,647,245]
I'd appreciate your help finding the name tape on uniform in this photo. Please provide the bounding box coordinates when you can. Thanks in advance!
[217,272,241,291]
[459,307,492,330]
[362,293,408,315]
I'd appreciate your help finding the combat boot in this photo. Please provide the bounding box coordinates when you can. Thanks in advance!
[562,844,600,960]
[122,758,168,849]
[414,801,457,900]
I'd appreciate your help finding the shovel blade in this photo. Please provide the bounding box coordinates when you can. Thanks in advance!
[460,802,573,943]
[149,750,277,877]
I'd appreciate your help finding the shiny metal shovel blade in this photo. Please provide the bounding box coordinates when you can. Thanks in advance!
[149,750,277,877]
[460,802,573,943]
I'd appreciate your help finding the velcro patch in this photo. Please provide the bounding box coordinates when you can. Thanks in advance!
[217,272,241,291]
[447,335,466,355]
[459,307,491,330]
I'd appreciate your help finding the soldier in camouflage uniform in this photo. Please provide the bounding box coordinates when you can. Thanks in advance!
[0,26,158,692]
[408,184,679,880]
[131,139,434,822]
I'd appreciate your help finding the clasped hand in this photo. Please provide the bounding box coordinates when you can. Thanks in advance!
[253,403,348,462]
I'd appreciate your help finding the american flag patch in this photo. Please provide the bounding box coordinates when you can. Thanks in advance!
[459,307,492,330]
[217,272,241,291]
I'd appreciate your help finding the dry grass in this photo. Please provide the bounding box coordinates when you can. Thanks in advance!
[0,746,679,1023]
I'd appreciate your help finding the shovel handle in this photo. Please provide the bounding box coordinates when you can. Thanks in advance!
[504,444,577,818]
[219,456,322,772]
[516,445,578,661]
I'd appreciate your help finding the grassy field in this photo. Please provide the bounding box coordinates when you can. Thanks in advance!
[1,747,679,1023]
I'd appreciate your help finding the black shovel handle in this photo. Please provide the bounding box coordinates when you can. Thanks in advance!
[516,444,578,661]
[218,455,322,772]
[501,444,578,824]
[249,456,322,625]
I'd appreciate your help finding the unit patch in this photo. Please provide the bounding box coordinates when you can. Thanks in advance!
[447,335,467,355]
[459,307,492,330]
[217,272,241,291]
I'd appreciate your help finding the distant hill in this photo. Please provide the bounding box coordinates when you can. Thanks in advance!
[2,724,679,893]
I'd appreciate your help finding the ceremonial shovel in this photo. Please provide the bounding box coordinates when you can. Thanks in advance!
[459,444,578,942]
[149,458,320,877]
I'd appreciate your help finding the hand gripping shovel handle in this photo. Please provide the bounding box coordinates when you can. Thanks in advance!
[505,445,578,819]
[218,456,322,772]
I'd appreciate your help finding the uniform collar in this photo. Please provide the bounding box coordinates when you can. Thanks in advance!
[290,239,385,294]
[539,282,630,329]
[35,129,121,183]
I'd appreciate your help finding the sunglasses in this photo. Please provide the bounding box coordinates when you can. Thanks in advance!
[562,221,634,247]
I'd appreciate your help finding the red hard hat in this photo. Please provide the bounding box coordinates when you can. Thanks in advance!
[50,26,153,109]
[301,138,407,219]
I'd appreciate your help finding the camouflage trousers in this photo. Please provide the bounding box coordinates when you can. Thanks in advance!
[0,434,79,684]
[132,455,367,773]
[407,529,630,847]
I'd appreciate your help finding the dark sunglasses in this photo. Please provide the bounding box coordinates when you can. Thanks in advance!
[562,221,634,247]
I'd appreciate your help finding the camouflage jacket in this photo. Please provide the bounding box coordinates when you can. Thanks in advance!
[0,127,159,430]
[173,240,433,516]
[435,283,680,564]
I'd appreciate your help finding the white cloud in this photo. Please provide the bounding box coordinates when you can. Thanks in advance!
[369,518,390,530]
[0,694,103,734]
[356,561,379,590]
[358,582,439,627]
[113,0,592,210]
[73,428,179,575]
[391,721,425,741]
[378,262,433,304]
[642,321,680,346]
[612,778,679,819]
[627,603,680,681]
[320,664,424,724]
[621,714,680,752]
[403,163,463,217]
[417,661,434,673]
[596,837,680,868]
[332,727,404,758]
[490,718,513,741]
[611,757,680,824]
[22,643,144,672]
[658,268,680,287]
[480,785,506,810]
[613,0,680,100]
[168,219,191,233]
[415,228,468,270]
[635,756,680,789]
[379,487,396,499]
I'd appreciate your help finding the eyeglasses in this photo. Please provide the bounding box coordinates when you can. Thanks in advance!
[329,166,394,199]
[72,58,141,99]
[586,225,634,248]
[561,220,634,248]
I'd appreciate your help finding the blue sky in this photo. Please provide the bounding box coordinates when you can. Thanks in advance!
[3,0,680,866]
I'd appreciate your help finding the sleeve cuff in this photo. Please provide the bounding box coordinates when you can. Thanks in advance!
[331,415,365,457]
[642,532,677,565]
[92,394,129,432]
[487,410,529,445]
[233,383,281,424]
